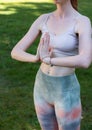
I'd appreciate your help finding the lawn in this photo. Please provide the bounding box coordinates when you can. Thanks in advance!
[0,0,92,130]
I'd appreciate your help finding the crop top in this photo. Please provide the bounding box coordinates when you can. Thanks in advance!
[40,14,79,56]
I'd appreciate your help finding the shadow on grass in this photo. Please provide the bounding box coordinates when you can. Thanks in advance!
[0,2,55,85]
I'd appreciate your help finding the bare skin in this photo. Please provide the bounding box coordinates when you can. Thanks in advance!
[11,0,92,76]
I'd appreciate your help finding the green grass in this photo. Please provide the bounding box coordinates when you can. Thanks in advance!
[0,0,92,130]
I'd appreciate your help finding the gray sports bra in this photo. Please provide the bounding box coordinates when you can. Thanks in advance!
[40,14,79,56]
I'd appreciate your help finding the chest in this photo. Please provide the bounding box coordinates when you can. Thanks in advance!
[49,32,78,51]
[41,20,78,52]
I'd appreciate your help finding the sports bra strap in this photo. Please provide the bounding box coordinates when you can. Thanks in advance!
[44,13,51,25]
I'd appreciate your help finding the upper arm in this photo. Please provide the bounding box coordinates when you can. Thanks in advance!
[13,14,45,51]
[77,16,92,59]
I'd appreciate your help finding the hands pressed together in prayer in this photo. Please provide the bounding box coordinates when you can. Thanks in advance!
[36,33,52,65]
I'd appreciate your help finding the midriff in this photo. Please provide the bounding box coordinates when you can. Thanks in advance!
[40,53,75,77]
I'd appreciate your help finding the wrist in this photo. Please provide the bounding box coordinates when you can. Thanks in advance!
[42,57,50,65]
[42,55,50,60]
[34,55,40,63]
[42,57,53,66]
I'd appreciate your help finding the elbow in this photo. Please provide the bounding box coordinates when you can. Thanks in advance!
[81,62,91,69]
[80,59,91,69]
[11,50,15,59]
[11,49,18,60]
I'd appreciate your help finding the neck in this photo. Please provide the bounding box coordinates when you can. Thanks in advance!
[54,0,75,18]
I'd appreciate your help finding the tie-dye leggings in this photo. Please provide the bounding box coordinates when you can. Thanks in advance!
[34,68,82,130]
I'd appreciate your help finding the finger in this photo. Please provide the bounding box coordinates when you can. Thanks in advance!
[39,39,44,52]
[46,33,50,44]
[49,47,53,56]
[43,37,50,51]
[39,42,43,52]
[38,38,43,52]
[38,39,43,52]
[46,34,50,45]
[44,33,50,45]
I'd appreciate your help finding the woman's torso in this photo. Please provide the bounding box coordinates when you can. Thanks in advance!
[39,12,80,76]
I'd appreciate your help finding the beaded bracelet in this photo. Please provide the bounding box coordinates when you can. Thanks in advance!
[42,56,53,66]
[50,58,53,66]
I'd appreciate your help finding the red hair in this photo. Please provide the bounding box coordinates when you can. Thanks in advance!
[70,0,78,10]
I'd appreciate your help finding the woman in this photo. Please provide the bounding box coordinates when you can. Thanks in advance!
[11,0,92,130]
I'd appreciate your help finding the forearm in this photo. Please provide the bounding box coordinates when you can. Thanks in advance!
[11,49,38,63]
[50,54,91,68]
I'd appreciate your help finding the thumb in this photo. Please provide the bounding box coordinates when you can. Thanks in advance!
[37,38,43,50]
[40,38,44,44]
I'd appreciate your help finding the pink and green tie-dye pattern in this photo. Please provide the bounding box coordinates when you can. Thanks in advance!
[34,69,82,130]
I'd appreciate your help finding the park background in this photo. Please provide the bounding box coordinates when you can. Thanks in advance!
[0,0,92,130]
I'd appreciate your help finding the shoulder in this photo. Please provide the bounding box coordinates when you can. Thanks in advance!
[30,13,50,29]
[78,14,91,25]
[36,13,50,22]
[35,13,50,29]
[75,14,91,33]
